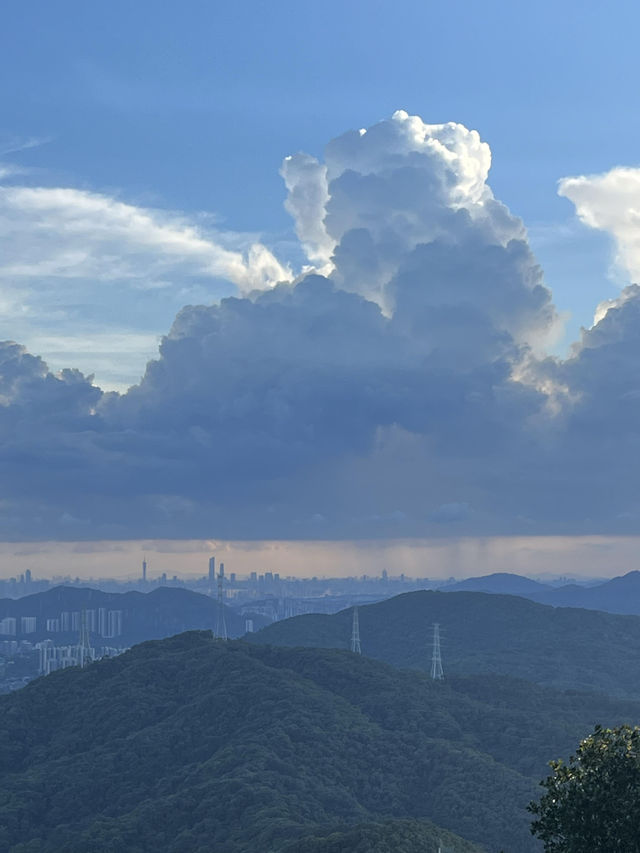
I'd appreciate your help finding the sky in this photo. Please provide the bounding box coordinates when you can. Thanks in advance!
[2,1,640,578]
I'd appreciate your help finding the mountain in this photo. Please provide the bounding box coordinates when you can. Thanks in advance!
[2,632,640,852]
[0,585,269,644]
[438,573,551,596]
[437,570,640,618]
[249,589,640,698]
[533,570,640,614]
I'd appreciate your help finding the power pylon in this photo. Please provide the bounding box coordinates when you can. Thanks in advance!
[215,570,227,640]
[78,609,93,668]
[430,622,444,680]
[350,606,361,654]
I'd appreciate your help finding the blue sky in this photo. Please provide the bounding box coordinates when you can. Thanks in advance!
[2,1,640,574]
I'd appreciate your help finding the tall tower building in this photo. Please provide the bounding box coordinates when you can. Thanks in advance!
[216,568,227,640]
[208,556,216,584]
[142,557,147,583]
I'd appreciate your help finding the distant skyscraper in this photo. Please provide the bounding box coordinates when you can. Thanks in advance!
[0,617,17,636]
[20,616,37,634]
[107,610,123,638]
[216,569,227,641]
[77,609,94,668]
[98,608,107,637]
[25,569,32,584]
[208,557,215,584]
[142,557,147,582]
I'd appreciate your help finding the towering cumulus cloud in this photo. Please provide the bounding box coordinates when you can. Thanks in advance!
[0,112,636,539]
[283,111,556,344]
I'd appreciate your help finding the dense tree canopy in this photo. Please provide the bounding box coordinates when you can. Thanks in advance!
[529,724,640,852]
[1,632,639,852]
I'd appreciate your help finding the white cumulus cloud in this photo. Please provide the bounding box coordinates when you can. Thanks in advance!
[282,110,540,336]
[559,167,640,288]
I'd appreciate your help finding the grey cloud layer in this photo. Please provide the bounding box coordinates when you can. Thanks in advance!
[0,112,637,539]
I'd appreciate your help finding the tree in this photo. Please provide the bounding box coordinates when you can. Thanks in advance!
[529,724,640,852]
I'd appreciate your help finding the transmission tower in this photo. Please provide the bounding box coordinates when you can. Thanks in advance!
[215,570,227,640]
[350,606,361,654]
[78,608,93,668]
[430,622,444,680]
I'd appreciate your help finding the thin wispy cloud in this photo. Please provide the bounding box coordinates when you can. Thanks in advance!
[0,175,291,387]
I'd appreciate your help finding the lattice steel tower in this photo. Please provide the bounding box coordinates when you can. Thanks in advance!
[78,609,93,668]
[350,606,361,654]
[215,568,228,640]
[430,622,444,680]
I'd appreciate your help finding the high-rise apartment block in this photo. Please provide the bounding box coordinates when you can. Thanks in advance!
[0,617,17,635]
[20,617,37,634]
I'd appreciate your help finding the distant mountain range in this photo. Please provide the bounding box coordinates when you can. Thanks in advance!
[438,570,640,615]
[0,585,269,644]
[2,631,640,852]
[438,572,552,596]
[250,589,640,699]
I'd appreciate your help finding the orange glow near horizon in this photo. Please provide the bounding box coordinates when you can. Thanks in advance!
[0,535,637,582]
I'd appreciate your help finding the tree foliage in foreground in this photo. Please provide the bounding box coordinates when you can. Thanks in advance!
[529,724,640,852]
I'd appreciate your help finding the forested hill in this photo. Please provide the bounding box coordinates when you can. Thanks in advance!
[3,634,640,852]
[249,589,640,698]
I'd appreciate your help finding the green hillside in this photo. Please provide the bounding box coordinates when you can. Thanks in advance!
[2,632,640,852]
[249,590,640,698]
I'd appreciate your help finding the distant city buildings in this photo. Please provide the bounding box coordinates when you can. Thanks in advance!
[35,639,127,676]
[0,609,123,640]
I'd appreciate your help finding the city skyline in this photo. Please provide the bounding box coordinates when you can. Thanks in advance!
[1,535,638,582]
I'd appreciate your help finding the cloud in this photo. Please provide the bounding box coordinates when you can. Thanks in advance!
[0,175,291,389]
[559,167,640,285]
[0,110,638,541]
[0,185,289,291]
[284,112,558,354]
